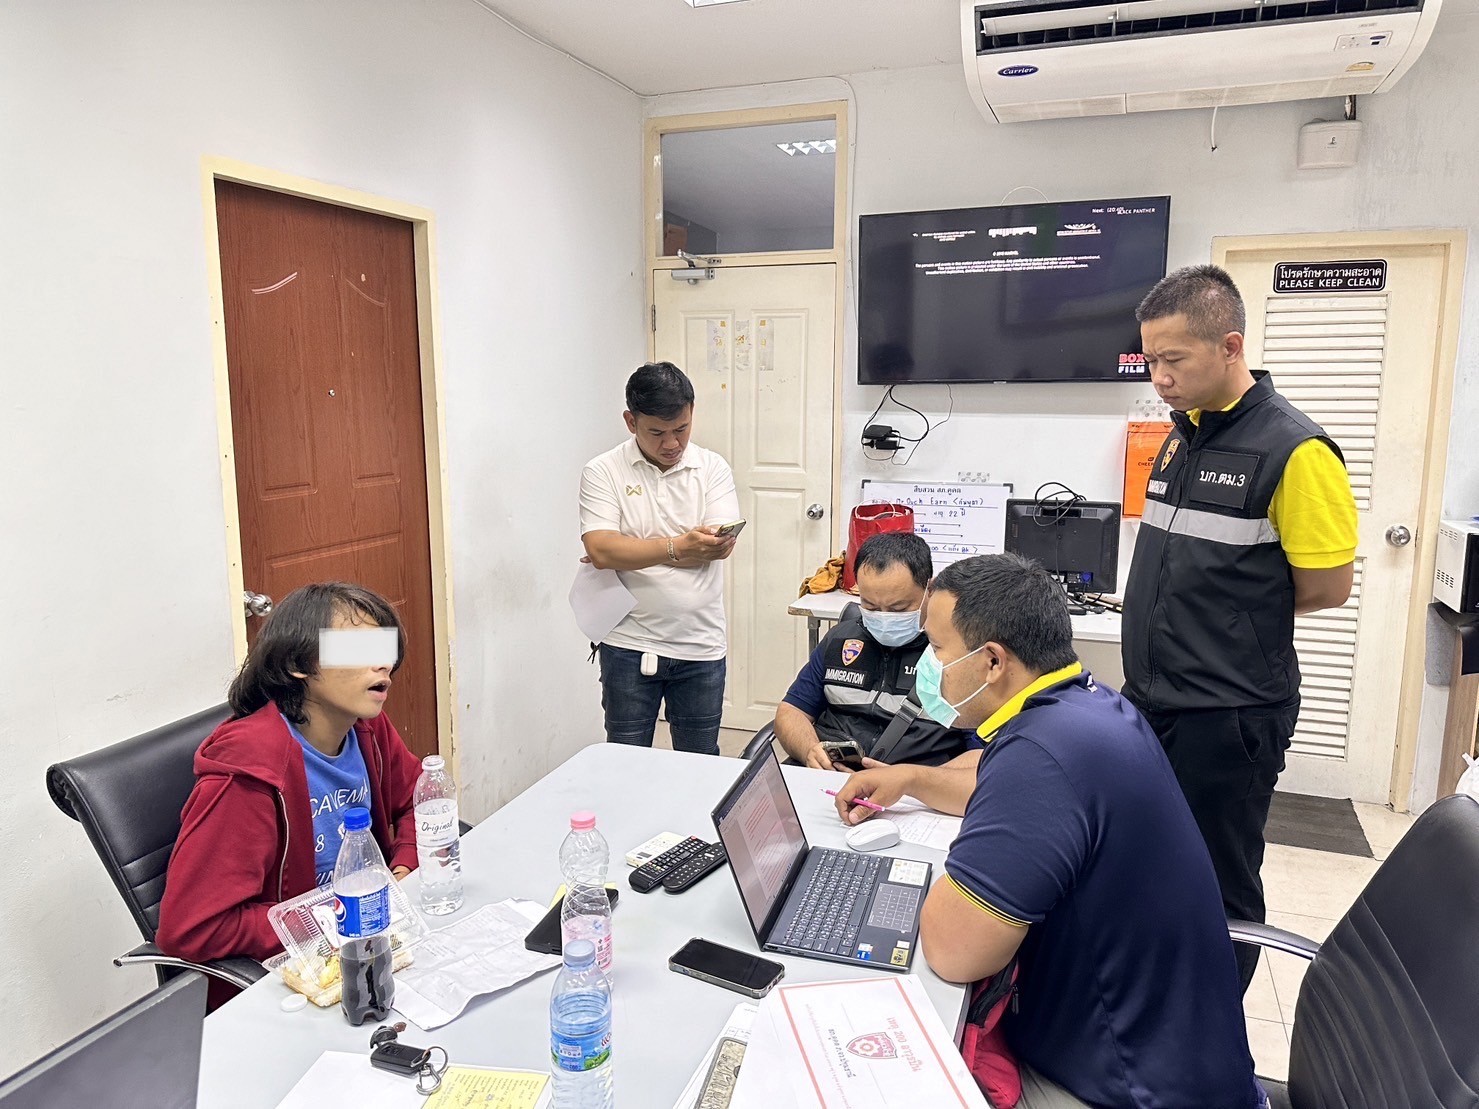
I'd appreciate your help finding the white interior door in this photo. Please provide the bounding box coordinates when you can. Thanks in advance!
[654,264,836,732]
[1219,241,1452,802]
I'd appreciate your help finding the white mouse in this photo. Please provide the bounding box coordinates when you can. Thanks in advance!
[845,818,901,853]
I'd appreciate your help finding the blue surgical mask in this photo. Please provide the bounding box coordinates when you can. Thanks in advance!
[914,643,990,728]
[860,608,922,648]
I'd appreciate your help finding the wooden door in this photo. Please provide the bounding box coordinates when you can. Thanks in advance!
[653,264,837,732]
[216,180,439,758]
[1219,239,1454,802]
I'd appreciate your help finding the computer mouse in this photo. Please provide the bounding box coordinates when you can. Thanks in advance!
[845,818,901,853]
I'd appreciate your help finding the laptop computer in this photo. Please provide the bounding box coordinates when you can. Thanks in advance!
[712,747,931,971]
[0,971,206,1109]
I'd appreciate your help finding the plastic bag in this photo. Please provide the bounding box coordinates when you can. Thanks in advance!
[1456,754,1479,803]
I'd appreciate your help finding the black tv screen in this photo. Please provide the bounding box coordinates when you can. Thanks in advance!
[858,196,1170,385]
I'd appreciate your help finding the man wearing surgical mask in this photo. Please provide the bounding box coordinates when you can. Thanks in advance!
[832,554,1261,1109]
[773,533,975,771]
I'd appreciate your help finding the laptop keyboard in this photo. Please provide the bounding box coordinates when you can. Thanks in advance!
[780,850,885,955]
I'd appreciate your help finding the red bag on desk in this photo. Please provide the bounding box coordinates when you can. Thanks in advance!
[842,503,915,592]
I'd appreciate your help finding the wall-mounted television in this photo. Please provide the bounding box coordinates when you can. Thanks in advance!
[858,196,1170,385]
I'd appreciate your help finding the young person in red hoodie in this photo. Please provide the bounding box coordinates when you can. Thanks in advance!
[156,582,423,996]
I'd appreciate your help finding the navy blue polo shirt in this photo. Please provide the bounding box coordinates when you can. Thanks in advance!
[944,665,1260,1108]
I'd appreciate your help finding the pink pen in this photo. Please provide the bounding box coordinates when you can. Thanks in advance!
[823,788,886,813]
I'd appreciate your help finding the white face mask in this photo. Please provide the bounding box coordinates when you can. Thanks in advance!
[860,607,923,648]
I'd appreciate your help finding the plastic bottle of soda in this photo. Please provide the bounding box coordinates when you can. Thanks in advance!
[413,755,464,915]
[333,807,395,1025]
[558,812,612,975]
[549,939,614,1109]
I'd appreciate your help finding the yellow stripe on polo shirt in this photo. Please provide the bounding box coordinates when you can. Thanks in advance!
[976,662,1084,744]
[946,875,1030,928]
[1188,403,1358,571]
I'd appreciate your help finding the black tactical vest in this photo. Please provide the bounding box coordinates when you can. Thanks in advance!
[1121,373,1343,713]
[815,604,967,766]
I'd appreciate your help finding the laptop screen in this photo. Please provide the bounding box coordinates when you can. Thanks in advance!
[713,749,809,939]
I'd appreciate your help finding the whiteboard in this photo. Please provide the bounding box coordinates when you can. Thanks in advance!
[859,481,1012,569]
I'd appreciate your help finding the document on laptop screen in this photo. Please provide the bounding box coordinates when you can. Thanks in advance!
[717,757,807,929]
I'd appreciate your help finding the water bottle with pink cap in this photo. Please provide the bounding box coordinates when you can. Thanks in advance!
[559,811,612,974]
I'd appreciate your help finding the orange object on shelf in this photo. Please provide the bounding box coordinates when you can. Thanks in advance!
[1124,420,1173,518]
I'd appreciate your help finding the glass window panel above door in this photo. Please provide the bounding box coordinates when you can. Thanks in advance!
[660,120,836,257]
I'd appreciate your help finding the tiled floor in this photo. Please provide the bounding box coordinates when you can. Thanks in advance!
[658,726,1417,1085]
[1244,802,1416,1082]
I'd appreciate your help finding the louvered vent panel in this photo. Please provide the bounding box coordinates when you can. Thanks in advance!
[1291,560,1363,759]
[1261,294,1386,510]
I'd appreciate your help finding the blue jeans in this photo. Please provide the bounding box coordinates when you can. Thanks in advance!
[597,645,726,756]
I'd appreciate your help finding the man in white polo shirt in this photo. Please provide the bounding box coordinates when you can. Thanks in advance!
[579,362,740,755]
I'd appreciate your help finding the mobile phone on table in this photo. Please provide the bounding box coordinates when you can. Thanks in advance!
[821,739,867,772]
[670,938,784,999]
[524,886,619,955]
[713,519,747,539]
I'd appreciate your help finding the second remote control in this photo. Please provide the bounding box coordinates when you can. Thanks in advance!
[662,842,728,893]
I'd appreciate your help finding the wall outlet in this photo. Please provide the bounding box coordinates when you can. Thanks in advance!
[957,471,992,485]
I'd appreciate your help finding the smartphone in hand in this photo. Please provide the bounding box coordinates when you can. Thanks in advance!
[821,740,867,772]
[713,519,747,540]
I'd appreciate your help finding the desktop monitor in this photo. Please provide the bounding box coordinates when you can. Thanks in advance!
[0,972,206,1109]
[1004,499,1121,596]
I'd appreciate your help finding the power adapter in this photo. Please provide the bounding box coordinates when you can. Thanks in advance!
[862,423,902,452]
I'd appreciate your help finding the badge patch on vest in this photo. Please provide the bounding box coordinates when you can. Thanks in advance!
[1159,439,1181,472]
[1189,450,1260,509]
[841,639,865,666]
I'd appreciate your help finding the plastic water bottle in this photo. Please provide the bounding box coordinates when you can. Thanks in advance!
[549,939,614,1109]
[559,812,612,974]
[414,755,463,915]
[332,807,395,1025]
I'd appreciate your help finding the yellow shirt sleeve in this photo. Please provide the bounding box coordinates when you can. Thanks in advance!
[1268,440,1359,570]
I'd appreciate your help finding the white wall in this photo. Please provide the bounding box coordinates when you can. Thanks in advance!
[0,0,642,1073]
[647,4,1479,807]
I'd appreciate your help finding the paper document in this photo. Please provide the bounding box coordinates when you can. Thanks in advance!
[276,1051,425,1108]
[886,795,963,852]
[672,1002,759,1109]
[425,1068,550,1108]
[730,976,986,1109]
[393,900,560,1030]
[568,563,636,643]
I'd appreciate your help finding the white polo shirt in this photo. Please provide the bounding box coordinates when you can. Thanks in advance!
[579,438,739,661]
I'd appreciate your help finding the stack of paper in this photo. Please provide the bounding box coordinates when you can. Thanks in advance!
[730,976,986,1109]
[393,900,561,1030]
[276,1052,550,1109]
[886,795,964,852]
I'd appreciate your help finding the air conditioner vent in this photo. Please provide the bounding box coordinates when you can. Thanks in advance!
[978,0,1423,54]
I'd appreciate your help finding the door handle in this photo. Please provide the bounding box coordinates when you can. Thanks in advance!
[243,590,274,617]
[807,504,825,520]
[1385,525,1412,548]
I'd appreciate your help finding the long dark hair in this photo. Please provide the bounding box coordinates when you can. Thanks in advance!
[228,582,405,726]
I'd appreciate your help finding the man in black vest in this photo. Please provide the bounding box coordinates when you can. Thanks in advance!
[1122,264,1358,992]
[776,533,974,770]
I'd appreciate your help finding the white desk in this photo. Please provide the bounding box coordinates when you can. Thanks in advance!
[198,745,968,1107]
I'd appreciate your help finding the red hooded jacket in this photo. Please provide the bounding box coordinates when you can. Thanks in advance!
[156,703,422,968]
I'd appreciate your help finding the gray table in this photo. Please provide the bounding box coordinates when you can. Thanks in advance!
[198,744,968,1106]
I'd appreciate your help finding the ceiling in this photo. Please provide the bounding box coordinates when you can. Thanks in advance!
[472,0,962,96]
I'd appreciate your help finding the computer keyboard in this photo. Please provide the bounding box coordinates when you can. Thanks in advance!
[780,849,883,955]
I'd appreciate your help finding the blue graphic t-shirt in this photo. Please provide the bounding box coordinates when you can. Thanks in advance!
[283,715,372,887]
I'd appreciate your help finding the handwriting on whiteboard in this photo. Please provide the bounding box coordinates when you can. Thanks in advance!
[859,482,1011,569]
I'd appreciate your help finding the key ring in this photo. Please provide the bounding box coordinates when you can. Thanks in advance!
[416,1047,449,1096]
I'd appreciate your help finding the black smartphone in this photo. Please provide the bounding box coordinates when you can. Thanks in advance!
[669,938,784,999]
[524,887,620,955]
[821,739,866,772]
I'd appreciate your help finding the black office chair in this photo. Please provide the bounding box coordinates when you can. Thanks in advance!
[1228,794,1479,1107]
[741,722,778,760]
[46,704,266,991]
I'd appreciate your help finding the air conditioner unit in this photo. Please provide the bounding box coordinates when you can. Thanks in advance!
[962,0,1443,124]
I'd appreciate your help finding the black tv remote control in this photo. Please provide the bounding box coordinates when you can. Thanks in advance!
[661,841,728,894]
[629,836,708,893]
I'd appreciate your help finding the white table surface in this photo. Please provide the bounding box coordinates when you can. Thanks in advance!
[198,744,967,1107]
[789,590,1123,644]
